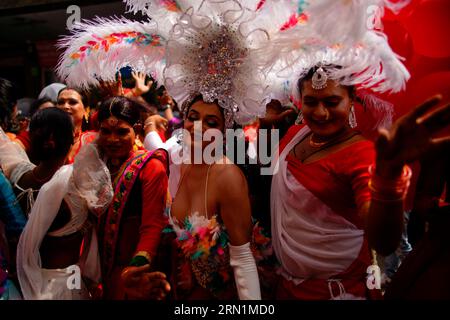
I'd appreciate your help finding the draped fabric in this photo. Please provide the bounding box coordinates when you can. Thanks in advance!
[17,143,112,300]
[271,125,375,299]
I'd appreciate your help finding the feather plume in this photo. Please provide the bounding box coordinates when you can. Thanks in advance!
[56,17,166,89]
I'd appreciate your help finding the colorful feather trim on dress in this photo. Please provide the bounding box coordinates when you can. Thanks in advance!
[56,17,166,88]
[165,212,232,294]
[168,212,228,261]
[164,212,273,294]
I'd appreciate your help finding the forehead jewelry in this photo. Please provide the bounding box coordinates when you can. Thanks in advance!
[107,116,119,127]
[312,65,328,90]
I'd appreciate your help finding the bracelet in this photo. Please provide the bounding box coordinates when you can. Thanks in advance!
[129,251,151,267]
[161,104,171,111]
[368,164,412,201]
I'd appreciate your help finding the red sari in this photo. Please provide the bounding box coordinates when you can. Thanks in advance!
[98,149,169,300]
[271,125,381,300]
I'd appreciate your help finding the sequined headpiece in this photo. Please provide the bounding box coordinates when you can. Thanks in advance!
[162,3,277,128]
[56,1,307,128]
[172,23,250,128]
[311,63,328,90]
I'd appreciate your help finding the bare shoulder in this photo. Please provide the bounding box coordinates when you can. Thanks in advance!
[211,157,247,192]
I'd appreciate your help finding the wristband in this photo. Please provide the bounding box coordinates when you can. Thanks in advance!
[161,104,171,111]
[129,251,151,267]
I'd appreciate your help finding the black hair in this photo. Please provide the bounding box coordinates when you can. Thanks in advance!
[297,64,356,99]
[57,87,90,131]
[29,107,74,162]
[29,97,55,117]
[97,96,141,126]
[0,78,18,130]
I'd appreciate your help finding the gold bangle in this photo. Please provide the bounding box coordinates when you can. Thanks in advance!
[134,251,152,263]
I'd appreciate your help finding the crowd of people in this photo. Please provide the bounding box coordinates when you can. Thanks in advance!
[1,0,450,301]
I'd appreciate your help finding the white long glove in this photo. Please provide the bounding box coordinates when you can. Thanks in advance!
[229,242,261,300]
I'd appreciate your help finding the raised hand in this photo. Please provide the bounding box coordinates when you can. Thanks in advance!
[121,265,171,300]
[159,90,175,107]
[375,95,450,178]
[259,99,296,127]
[98,74,124,97]
[132,71,153,96]
[144,114,169,135]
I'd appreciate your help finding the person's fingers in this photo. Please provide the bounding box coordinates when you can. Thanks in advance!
[431,136,450,151]
[164,281,171,292]
[122,264,151,280]
[149,284,170,299]
[147,271,167,280]
[417,103,450,132]
[409,95,442,120]
[160,119,169,128]
[147,279,170,291]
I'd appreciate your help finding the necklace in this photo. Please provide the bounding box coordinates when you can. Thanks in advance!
[309,130,356,149]
[294,130,360,163]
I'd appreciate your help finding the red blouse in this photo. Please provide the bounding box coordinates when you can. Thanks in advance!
[279,125,375,229]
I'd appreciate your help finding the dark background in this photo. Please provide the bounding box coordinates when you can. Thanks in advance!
[0,0,146,99]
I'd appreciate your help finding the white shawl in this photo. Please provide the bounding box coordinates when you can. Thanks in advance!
[271,126,364,283]
[17,143,113,300]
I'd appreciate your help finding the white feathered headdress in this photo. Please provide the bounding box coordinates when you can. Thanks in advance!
[124,0,302,126]
[56,0,410,127]
[56,17,166,89]
[57,0,299,126]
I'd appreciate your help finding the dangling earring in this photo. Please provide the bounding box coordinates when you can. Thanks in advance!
[349,103,357,128]
[295,109,304,125]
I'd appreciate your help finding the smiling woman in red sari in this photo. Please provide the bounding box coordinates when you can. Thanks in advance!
[95,96,170,300]
[271,65,450,300]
